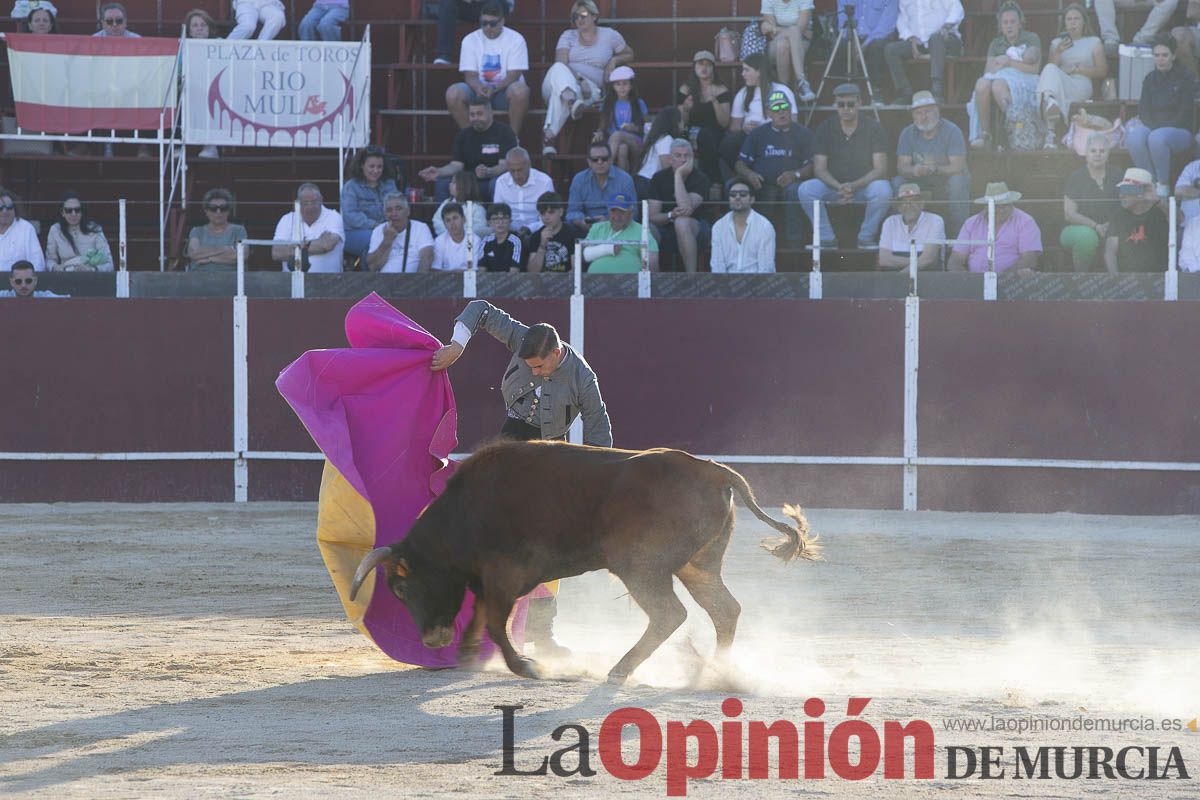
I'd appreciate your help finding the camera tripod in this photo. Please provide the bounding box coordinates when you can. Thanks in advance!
[807,4,881,124]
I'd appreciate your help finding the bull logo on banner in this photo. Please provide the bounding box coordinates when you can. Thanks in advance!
[184,40,370,149]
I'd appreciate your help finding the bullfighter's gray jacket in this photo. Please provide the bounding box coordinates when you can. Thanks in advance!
[453,300,613,447]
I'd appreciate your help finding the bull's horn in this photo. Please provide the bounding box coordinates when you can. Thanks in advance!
[349,546,393,601]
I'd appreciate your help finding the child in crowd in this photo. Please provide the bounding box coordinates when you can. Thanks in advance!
[434,202,473,270]
[479,203,522,272]
[524,191,579,273]
[597,65,649,174]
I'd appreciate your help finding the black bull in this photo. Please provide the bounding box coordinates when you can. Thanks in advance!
[351,440,820,682]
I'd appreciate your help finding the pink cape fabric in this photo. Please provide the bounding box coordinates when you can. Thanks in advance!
[276,293,523,667]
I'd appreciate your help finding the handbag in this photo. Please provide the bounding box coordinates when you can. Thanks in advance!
[1004,102,1044,151]
[715,27,740,63]
[740,20,767,60]
[1062,111,1125,155]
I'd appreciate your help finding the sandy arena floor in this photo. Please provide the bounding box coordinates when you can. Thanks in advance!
[1,502,1197,798]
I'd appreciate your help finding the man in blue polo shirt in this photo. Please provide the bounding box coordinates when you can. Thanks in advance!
[734,90,815,245]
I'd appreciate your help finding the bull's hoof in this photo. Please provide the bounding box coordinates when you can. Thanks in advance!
[511,656,541,680]
[456,647,482,670]
[606,669,629,685]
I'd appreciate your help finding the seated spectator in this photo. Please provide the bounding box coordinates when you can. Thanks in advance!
[677,51,732,182]
[1105,168,1169,273]
[720,53,796,174]
[93,3,139,36]
[1037,4,1106,149]
[583,193,658,273]
[648,139,711,273]
[434,0,514,65]
[0,188,45,272]
[228,0,285,41]
[184,10,220,159]
[797,83,892,248]
[299,0,348,41]
[447,1,530,136]
[1061,133,1121,271]
[894,91,969,234]
[1097,0,1178,57]
[432,171,491,239]
[760,0,817,102]
[13,0,59,33]
[877,183,945,271]
[636,107,684,199]
[1127,35,1196,196]
[969,2,1041,150]
[419,96,517,202]
[341,147,403,259]
[525,191,580,273]
[492,146,554,241]
[365,192,434,273]
[735,91,814,244]
[187,188,246,272]
[1,261,65,298]
[433,202,472,271]
[479,203,522,272]
[710,180,776,273]
[46,191,112,272]
[541,0,634,155]
[1178,213,1200,272]
[1171,3,1200,75]
[184,8,214,37]
[567,141,636,234]
[1174,155,1200,223]
[947,182,1041,273]
[596,66,648,174]
[834,0,896,102]
[886,0,963,105]
[272,183,345,273]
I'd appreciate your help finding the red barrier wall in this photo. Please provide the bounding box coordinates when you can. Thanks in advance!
[2,297,1197,513]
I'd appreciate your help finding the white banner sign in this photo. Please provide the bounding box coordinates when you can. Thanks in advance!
[183,39,369,148]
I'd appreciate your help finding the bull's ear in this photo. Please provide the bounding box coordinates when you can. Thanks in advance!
[393,558,410,579]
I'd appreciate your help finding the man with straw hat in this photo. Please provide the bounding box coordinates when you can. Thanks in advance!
[947,181,1041,273]
[877,183,946,271]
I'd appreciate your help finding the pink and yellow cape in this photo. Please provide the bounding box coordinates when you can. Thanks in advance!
[275,293,528,667]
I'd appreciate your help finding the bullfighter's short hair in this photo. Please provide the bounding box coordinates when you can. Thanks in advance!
[518,323,561,360]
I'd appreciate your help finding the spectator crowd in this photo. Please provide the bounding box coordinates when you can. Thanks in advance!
[5,0,1200,281]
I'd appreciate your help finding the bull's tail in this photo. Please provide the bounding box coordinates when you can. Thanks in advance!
[716,461,821,563]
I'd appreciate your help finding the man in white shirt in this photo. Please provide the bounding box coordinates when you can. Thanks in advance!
[710,180,776,273]
[1173,157,1200,224]
[271,183,345,273]
[877,183,945,271]
[492,147,553,239]
[0,193,45,272]
[433,202,474,270]
[367,192,435,273]
[446,0,530,135]
[884,0,964,104]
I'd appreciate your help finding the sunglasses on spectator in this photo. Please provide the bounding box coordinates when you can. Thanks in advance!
[768,104,790,112]
[835,101,858,108]
[728,190,751,197]
[12,277,34,285]
[63,206,82,214]
[589,155,611,163]
[479,17,502,28]
[573,11,592,21]
[206,204,230,212]
[104,16,125,25]
[0,204,14,211]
